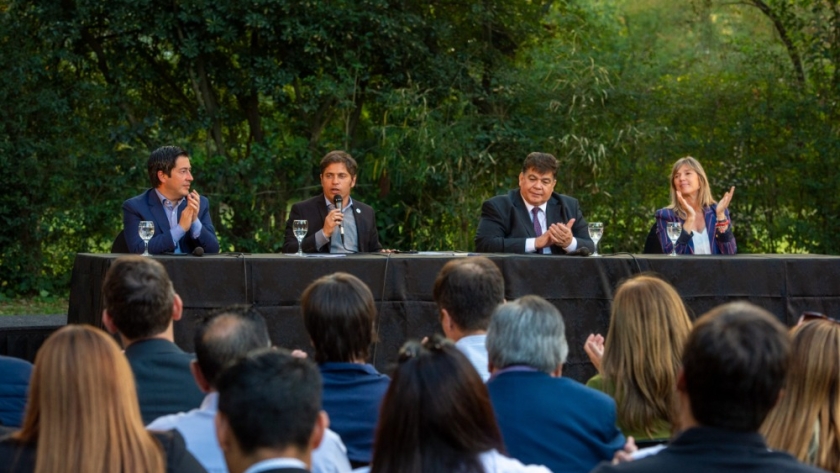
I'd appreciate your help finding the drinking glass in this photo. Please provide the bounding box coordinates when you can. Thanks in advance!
[666,221,682,257]
[293,220,308,256]
[138,221,154,256]
[588,222,604,257]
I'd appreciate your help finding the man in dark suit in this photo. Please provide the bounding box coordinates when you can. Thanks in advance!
[283,150,382,254]
[591,302,823,473]
[475,152,594,254]
[101,255,205,425]
[216,349,327,473]
[486,295,626,473]
[122,145,219,255]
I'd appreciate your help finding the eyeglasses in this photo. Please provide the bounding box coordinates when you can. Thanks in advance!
[798,311,840,326]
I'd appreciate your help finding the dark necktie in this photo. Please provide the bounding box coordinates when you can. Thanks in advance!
[532,207,543,237]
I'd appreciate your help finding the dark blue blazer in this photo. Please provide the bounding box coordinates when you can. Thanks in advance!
[0,356,32,427]
[475,190,595,254]
[319,362,390,464]
[487,371,625,473]
[591,427,824,473]
[124,339,205,426]
[122,188,220,255]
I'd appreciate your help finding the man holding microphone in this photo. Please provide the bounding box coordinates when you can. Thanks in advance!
[283,150,383,254]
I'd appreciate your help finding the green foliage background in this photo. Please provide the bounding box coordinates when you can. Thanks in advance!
[1,0,838,297]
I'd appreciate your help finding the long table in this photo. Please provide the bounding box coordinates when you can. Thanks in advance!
[68,253,840,382]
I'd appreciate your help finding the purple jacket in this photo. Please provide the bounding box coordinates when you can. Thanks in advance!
[655,203,736,255]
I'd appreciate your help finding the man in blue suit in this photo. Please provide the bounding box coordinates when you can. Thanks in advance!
[486,295,626,473]
[122,145,219,255]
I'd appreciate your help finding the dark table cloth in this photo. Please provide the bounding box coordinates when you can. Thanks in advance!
[68,253,840,382]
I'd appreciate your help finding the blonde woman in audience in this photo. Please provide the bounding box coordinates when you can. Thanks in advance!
[0,325,205,473]
[762,318,840,473]
[584,274,692,441]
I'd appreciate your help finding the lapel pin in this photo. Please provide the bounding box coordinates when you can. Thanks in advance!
[356,208,361,214]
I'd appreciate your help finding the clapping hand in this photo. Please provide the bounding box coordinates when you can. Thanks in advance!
[676,191,696,232]
[584,333,605,372]
[716,186,735,220]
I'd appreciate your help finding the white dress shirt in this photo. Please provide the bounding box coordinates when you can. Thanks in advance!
[523,202,577,254]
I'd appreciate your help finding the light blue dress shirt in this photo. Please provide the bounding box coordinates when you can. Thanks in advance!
[147,392,351,473]
[154,189,204,253]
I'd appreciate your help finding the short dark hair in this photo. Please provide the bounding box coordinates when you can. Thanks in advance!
[148,145,189,188]
[194,305,271,388]
[102,256,174,340]
[683,302,790,431]
[522,152,558,175]
[370,336,503,473]
[216,349,321,454]
[319,150,358,177]
[433,257,504,332]
[302,272,377,363]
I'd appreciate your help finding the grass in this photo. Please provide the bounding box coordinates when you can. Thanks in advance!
[0,296,69,316]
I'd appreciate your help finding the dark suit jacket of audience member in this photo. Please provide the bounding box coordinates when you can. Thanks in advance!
[475,190,595,254]
[0,355,32,428]
[122,188,220,255]
[282,195,382,253]
[124,339,205,425]
[487,370,625,473]
[319,362,390,465]
[590,427,825,473]
[0,429,207,473]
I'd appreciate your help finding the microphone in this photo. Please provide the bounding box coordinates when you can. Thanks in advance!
[192,247,204,257]
[567,246,590,257]
[334,195,344,245]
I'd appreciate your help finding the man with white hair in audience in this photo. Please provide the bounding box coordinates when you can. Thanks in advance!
[486,295,626,473]
[147,305,351,473]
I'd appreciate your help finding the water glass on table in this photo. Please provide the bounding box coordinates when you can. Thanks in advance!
[666,222,682,257]
[293,220,308,256]
[588,222,603,257]
[138,221,154,256]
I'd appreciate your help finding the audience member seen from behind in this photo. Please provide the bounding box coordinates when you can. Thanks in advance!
[583,275,692,441]
[215,349,326,473]
[592,302,824,473]
[432,256,505,381]
[762,317,840,473]
[485,295,626,473]
[147,306,351,473]
[0,325,205,473]
[370,336,550,473]
[122,145,220,255]
[101,255,205,424]
[0,355,32,428]
[301,272,390,467]
[655,156,736,254]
